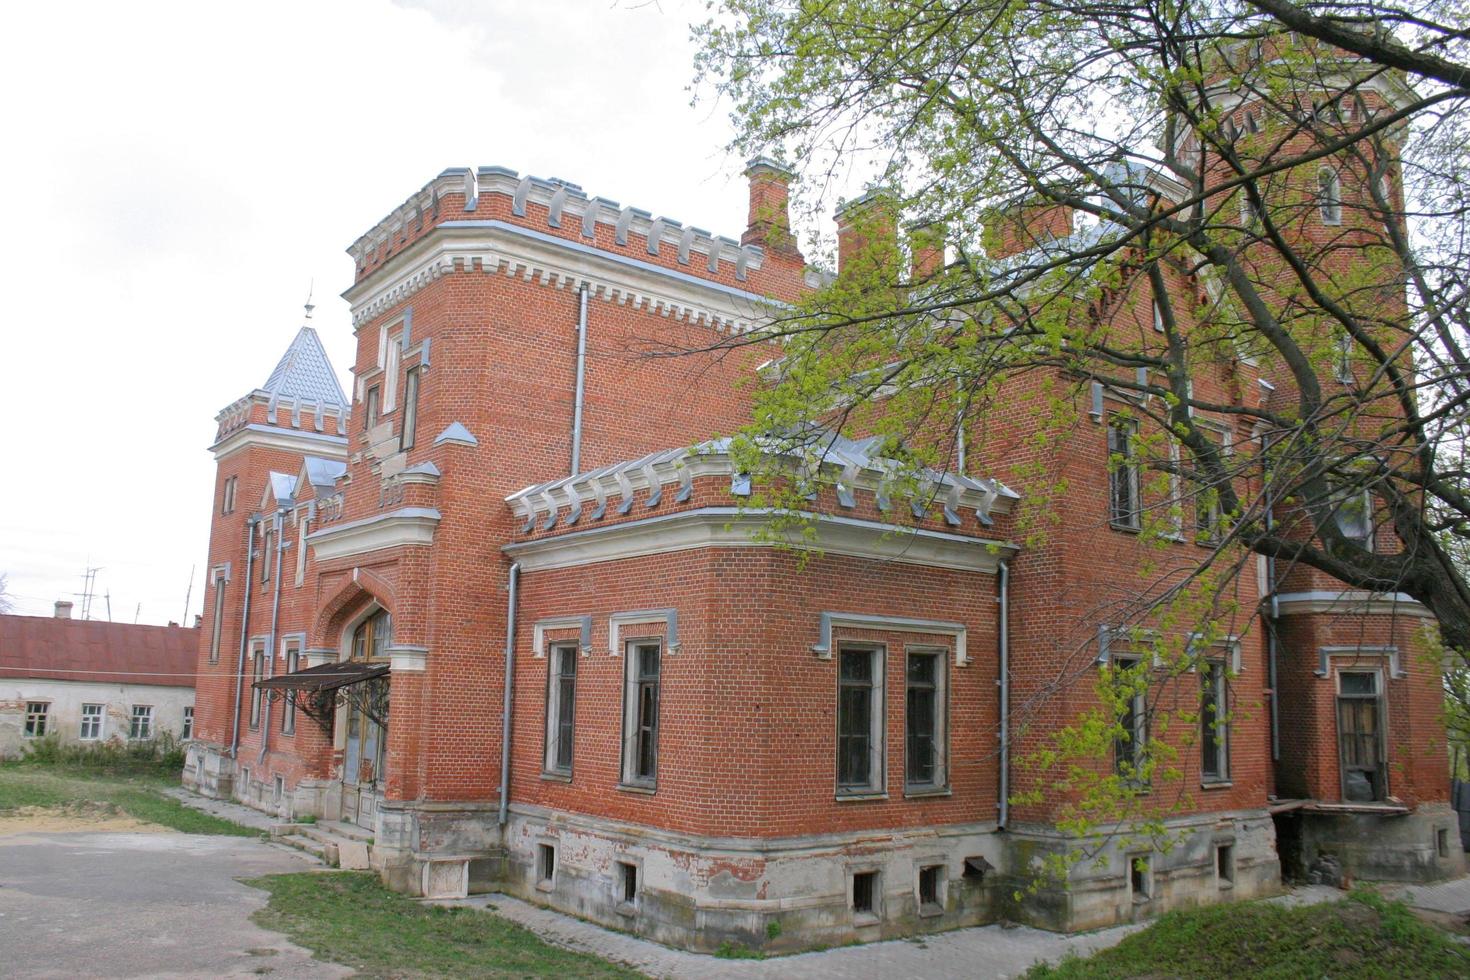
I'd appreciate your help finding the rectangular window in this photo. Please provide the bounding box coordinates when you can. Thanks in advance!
[621,641,661,787]
[1337,670,1386,802]
[1319,168,1342,225]
[1113,658,1147,781]
[365,384,381,431]
[537,844,556,887]
[1201,661,1230,782]
[1129,855,1152,902]
[918,865,944,914]
[1108,417,1140,530]
[79,703,104,740]
[383,333,402,412]
[544,643,577,775]
[182,706,194,741]
[24,702,49,737]
[838,646,884,794]
[295,517,309,586]
[282,646,299,735]
[249,646,264,729]
[1334,489,1374,548]
[1216,842,1235,886]
[260,526,273,584]
[221,475,237,515]
[852,870,878,915]
[129,705,153,741]
[619,862,638,905]
[401,366,420,451]
[273,775,284,805]
[905,650,946,791]
[208,573,227,664]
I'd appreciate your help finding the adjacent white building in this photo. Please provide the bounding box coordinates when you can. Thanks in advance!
[0,602,196,758]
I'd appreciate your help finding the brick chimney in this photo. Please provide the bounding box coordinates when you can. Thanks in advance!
[741,158,799,256]
[835,190,899,281]
[986,202,1074,260]
[909,220,945,280]
[54,600,73,619]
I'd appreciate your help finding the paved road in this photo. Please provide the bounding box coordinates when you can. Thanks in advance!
[0,830,346,979]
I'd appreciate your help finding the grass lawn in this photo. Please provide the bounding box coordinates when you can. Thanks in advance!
[0,765,256,836]
[1027,889,1470,979]
[249,871,644,979]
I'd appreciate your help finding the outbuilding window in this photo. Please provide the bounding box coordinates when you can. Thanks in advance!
[24,702,49,737]
[80,703,103,741]
[129,705,153,741]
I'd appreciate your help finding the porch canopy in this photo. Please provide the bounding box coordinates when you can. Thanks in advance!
[254,660,389,693]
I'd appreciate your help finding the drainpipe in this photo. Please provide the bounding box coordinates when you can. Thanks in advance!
[229,515,260,759]
[569,284,589,476]
[1265,510,1281,762]
[257,510,286,766]
[998,559,1011,829]
[498,561,522,826]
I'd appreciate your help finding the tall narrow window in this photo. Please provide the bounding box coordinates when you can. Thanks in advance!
[1108,417,1140,530]
[1335,488,1374,548]
[260,526,273,584]
[1338,670,1386,802]
[281,646,299,735]
[182,705,194,740]
[295,516,309,586]
[79,703,103,740]
[621,641,660,787]
[1335,330,1354,384]
[365,385,381,431]
[401,366,420,451]
[1194,430,1225,545]
[24,702,49,737]
[544,643,577,775]
[382,333,402,412]
[208,572,227,664]
[1201,661,1230,782]
[838,646,884,794]
[1113,657,1147,782]
[129,705,153,740]
[905,650,947,791]
[1319,168,1342,225]
[249,646,264,729]
[221,476,237,515]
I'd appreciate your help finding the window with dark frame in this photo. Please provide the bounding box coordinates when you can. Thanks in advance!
[1108,417,1140,530]
[1201,660,1230,782]
[619,862,638,905]
[23,702,49,737]
[1130,855,1151,902]
[545,643,577,775]
[1112,657,1147,781]
[906,651,944,790]
[538,844,556,885]
[282,646,299,735]
[260,526,273,584]
[622,642,660,786]
[401,366,420,451]
[365,384,381,431]
[249,647,264,729]
[208,573,226,663]
[918,865,943,911]
[1216,842,1235,886]
[838,647,882,793]
[182,706,194,740]
[1337,670,1387,802]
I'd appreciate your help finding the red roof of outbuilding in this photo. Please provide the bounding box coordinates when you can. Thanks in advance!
[0,614,198,688]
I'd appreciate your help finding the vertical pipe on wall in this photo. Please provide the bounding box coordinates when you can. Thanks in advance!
[570,284,589,476]
[498,562,522,826]
[257,511,286,767]
[229,515,260,759]
[998,559,1011,829]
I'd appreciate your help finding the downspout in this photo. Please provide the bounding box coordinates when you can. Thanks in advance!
[998,559,1011,830]
[569,284,589,476]
[1265,511,1281,762]
[498,561,522,826]
[257,510,286,766]
[229,515,260,759]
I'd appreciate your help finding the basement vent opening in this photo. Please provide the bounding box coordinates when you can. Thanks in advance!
[1437,828,1450,859]
[1216,843,1235,886]
[1130,855,1151,903]
[918,865,944,915]
[619,861,638,905]
[852,870,878,915]
[273,775,284,805]
[537,844,556,888]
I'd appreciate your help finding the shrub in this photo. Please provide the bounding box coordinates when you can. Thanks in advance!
[15,731,185,777]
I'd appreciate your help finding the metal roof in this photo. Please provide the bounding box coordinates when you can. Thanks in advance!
[260,326,348,406]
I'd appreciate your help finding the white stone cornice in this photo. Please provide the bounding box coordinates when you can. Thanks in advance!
[502,507,1016,575]
[343,220,780,333]
[1273,590,1434,620]
[306,506,441,562]
[211,423,349,462]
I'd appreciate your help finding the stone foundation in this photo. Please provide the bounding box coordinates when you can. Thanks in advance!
[1274,802,1466,885]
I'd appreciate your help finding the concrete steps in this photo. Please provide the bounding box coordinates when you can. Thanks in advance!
[272,820,374,869]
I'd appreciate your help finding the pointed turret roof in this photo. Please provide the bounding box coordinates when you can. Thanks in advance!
[261,326,347,406]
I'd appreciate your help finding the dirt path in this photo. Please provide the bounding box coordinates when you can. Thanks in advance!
[0,803,166,835]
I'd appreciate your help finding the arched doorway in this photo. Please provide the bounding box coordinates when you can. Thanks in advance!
[342,607,391,829]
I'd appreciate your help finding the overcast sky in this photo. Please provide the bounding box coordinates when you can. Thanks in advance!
[0,0,828,625]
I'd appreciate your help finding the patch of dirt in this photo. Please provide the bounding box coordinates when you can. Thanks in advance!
[0,802,166,835]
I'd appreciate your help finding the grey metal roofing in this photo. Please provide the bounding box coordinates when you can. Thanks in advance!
[261,326,348,406]
[301,456,348,493]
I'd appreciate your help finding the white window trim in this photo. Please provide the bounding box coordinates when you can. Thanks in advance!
[904,646,949,794]
[836,644,887,799]
[24,701,50,737]
[80,703,105,741]
[182,705,194,741]
[129,704,154,741]
[619,638,662,789]
[608,609,678,656]
[533,615,593,658]
[812,612,968,667]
